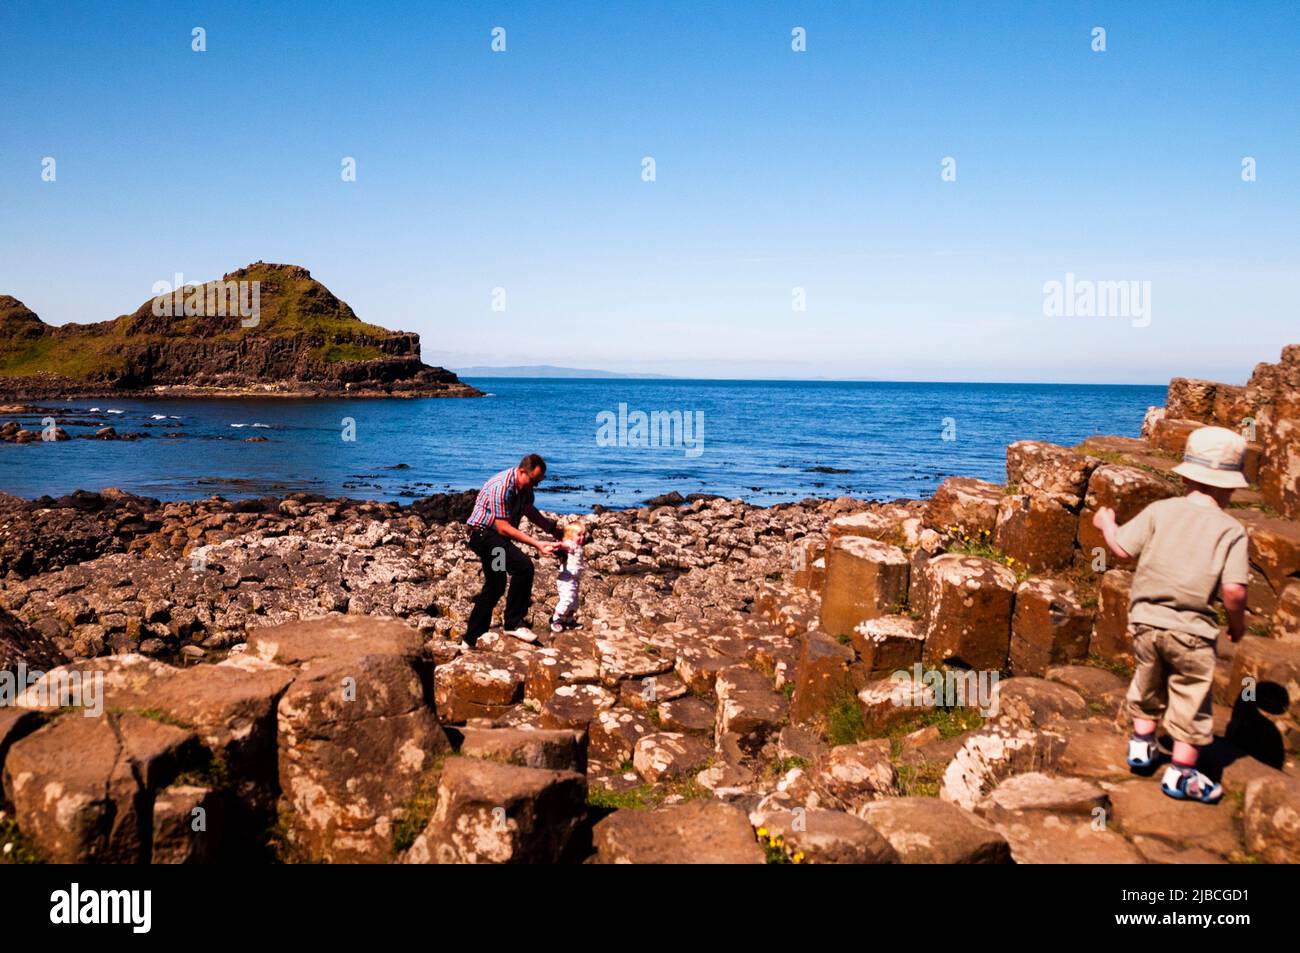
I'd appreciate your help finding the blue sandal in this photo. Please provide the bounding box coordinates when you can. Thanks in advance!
[1127,737,1159,772]
[1160,766,1223,804]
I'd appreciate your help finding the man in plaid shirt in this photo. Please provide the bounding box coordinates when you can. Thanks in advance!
[462,453,562,646]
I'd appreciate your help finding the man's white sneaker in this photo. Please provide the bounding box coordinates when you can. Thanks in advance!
[507,627,538,644]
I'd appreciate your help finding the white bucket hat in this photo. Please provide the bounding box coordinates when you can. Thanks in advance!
[1172,426,1249,489]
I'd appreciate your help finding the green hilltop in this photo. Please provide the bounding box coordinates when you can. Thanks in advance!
[0,263,477,398]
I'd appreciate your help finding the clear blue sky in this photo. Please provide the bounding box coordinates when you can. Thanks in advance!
[2,1,1297,383]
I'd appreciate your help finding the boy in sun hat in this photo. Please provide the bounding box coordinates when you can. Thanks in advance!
[1092,425,1251,804]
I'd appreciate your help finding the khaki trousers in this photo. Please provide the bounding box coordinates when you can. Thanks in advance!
[1125,623,1216,747]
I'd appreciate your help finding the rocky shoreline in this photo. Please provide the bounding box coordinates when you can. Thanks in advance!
[0,377,482,403]
[1,345,1298,865]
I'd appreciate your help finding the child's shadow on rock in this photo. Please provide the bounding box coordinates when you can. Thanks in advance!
[1210,682,1291,773]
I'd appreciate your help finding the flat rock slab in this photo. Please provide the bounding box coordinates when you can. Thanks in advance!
[632,731,713,783]
[995,811,1143,864]
[857,674,937,734]
[828,506,913,541]
[19,654,292,834]
[246,615,424,665]
[1131,835,1229,864]
[896,731,973,770]
[618,670,687,709]
[753,766,848,815]
[457,726,586,772]
[1053,719,1132,781]
[595,633,675,687]
[434,652,527,722]
[1107,780,1245,859]
[923,477,1003,538]
[856,797,1010,864]
[592,800,765,864]
[992,677,1089,727]
[657,695,715,733]
[1045,665,1128,702]
[696,760,759,798]
[674,645,731,695]
[588,707,654,765]
[715,664,774,699]
[538,683,617,732]
[525,646,600,703]
[977,771,1109,818]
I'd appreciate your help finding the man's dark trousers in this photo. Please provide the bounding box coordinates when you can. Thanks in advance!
[465,527,534,644]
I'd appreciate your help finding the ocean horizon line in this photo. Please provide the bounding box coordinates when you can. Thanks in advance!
[459,373,1174,388]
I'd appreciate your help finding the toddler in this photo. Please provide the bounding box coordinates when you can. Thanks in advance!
[551,522,587,633]
[1093,426,1250,804]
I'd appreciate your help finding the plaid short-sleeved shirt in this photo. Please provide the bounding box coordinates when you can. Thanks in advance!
[467,467,533,529]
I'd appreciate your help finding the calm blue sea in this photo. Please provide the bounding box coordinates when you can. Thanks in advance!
[0,379,1165,511]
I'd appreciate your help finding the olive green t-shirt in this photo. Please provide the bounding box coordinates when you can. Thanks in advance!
[1115,495,1250,641]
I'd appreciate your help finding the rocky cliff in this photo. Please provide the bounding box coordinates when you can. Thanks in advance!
[0,263,481,398]
[1139,344,1300,521]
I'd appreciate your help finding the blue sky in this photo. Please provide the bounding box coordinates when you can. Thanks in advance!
[2,1,1297,383]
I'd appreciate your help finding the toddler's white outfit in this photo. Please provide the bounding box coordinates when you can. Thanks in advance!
[551,541,584,631]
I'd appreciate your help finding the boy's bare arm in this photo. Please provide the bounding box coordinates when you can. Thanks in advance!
[1222,583,1247,642]
[1091,506,1132,560]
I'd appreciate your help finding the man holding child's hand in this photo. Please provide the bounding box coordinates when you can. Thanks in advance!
[462,453,563,649]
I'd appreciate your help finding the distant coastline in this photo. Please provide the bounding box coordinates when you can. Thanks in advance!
[454,364,676,379]
[460,368,1168,387]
